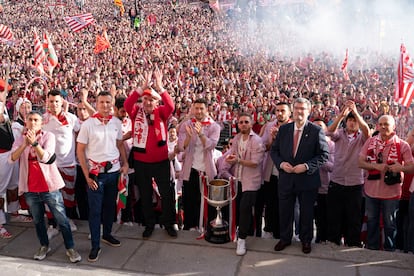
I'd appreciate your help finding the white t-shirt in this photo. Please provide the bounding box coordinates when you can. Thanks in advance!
[76,116,123,173]
[42,112,80,167]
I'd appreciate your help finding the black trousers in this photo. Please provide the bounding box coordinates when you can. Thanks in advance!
[182,168,202,230]
[263,175,280,238]
[327,181,363,246]
[279,188,317,244]
[237,184,258,240]
[182,168,217,229]
[134,159,176,228]
[314,193,328,242]
[74,165,88,220]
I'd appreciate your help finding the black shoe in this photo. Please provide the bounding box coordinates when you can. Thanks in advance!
[142,227,154,239]
[302,242,312,254]
[165,226,177,238]
[274,240,291,251]
[102,235,121,247]
[88,247,101,262]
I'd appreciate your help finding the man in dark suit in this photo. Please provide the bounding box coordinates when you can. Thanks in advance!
[270,97,329,254]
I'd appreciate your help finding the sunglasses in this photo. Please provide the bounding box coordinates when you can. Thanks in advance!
[238,120,250,124]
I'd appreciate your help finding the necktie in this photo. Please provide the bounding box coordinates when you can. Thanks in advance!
[293,129,301,156]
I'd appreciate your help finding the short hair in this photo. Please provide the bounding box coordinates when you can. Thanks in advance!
[345,112,356,122]
[115,96,126,109]
[379,114,395,127]
[293,97,311,109]
[27,110,43,118]
[97,91,112,98]
[193,98,208,106]
[238,112,252,120]
[47,89,62,98]
[276,102,290,107]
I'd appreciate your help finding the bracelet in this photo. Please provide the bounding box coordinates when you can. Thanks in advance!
[31,141,39,147]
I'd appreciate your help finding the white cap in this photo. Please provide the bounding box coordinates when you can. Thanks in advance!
[16,97,31,113]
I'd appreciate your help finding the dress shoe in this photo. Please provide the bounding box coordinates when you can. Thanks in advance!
[165,226,178,238]
[142,227,154,239]
[274,240,291,251]
[302,242,312,254]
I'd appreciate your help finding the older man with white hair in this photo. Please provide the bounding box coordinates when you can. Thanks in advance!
[359,115,414,251]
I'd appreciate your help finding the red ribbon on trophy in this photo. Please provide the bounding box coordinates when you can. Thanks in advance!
[196,172,209,240]
[229,177,237,242]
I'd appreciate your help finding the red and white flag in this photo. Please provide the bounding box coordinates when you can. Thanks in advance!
[63,13,95,32]
[341,48,349,80]
[33,31,46,75]
[395,43,414,107]
[209,0,220,12]
[0,24,14,42]
[43,32,58,75]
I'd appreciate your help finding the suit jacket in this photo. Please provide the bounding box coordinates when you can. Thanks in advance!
[270,121,329,192]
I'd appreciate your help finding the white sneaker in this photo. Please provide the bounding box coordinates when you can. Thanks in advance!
[236,238,246,256]
[261,231,274,239]
[69,219,77,232]
[34,246,51,261]
[66,248,82,263]
[293,234,300,242]
[47,226,59,240]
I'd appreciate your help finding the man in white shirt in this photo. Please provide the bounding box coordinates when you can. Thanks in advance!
[77,91,128,262]
[42,90,80,236]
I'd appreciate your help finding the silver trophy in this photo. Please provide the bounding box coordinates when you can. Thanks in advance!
[203,177,237,244]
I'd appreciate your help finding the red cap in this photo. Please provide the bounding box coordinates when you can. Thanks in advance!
[0,79,12,91]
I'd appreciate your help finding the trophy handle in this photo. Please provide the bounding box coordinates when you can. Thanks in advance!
[229,176,238,201]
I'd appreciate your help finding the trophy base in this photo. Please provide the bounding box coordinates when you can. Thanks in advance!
[205,220,230,244]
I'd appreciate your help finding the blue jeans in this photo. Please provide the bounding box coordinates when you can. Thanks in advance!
[365,195,399,251]
[25,191,74,249]
[88,172,119,249]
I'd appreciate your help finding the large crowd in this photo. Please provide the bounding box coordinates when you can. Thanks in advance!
[1,0,414,263]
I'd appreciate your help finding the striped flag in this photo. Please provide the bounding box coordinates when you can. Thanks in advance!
[94,29,111,54]
[396,43,414,107]
[43,32,58,75]
[0,24,13,42]
[33,31,46,75]
[63,13,95,32]
[341,48,349,80]
[209,0,220,12]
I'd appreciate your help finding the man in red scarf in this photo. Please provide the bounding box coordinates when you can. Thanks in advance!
[359,115,414,251]
[77,91,129,262]
[124,69,177,239]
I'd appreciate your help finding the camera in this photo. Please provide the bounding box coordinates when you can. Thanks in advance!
[104,162,113,173]
[384,171,401,185]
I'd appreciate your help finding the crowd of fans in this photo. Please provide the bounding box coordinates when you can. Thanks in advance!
[1,0,414,261]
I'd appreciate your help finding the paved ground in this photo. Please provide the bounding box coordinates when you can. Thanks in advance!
[0,219,413,276]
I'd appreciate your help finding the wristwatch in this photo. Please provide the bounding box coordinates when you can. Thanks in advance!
[31,141,39,147]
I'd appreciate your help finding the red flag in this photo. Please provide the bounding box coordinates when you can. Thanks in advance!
[63,13,95,32]
[0,24,13,42]
[94,30,111,54]
[33,31,46,75]
[341,48,349,80]
[395,44,414,107]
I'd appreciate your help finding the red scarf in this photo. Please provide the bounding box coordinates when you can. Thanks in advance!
[56,112,68,126]
[191,117,212,126]
[92,113,113,124]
